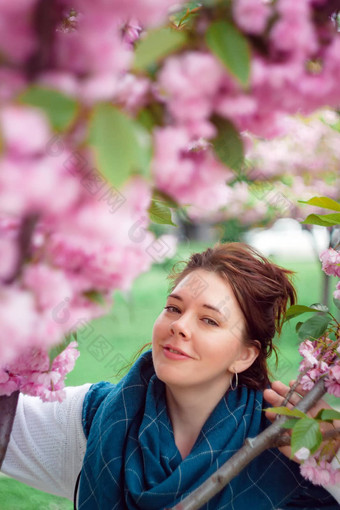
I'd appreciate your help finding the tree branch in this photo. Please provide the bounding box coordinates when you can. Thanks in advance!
[169,379,327,510]
[26,0,63,80]
[0,391,19,469]
[3,213,39,285]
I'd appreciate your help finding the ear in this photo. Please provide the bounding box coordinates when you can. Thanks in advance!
[230,342,259,374]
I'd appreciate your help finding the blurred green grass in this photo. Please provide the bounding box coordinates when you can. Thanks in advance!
[1,248,338,510]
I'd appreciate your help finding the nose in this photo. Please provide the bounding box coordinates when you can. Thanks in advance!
[170,315,191,340]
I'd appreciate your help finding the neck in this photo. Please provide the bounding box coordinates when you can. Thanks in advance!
[165,378,230,459]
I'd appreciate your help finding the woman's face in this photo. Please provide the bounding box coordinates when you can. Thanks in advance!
[152,269,258,394]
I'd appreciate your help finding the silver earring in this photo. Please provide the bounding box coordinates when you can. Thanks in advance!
[230,372,238,391]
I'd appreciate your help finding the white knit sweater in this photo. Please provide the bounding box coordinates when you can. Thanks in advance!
[1,385,90,501]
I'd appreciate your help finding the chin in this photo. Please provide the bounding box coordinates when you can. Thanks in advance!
[153,361,185,386]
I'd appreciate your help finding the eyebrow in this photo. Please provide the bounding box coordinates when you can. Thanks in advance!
[167,293,224,316]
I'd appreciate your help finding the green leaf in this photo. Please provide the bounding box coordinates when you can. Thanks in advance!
[83,290,106,306]
[152,189,178,209]
[48,333,76,364]
[315,409,340,422]
[212,117,244,172]
[148,200,176,226]
[171,2,202,28]
[205,20,251,87]
[285,304,328,322]
[299,196,340,212]
[309,303,329,313]
[296,322,303,332]
[301,213,340,227]
[297,314,331,341]
[133,27,187,71]
[19,86,79,131]
[328,119,340,133]
[264,406,307,419]
[137,108,157,132]
[333,297,340,310]
[89,104,150,188]
[291,418,322,456]
[280,418,300,429]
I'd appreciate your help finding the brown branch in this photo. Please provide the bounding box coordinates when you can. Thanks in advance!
[169,379,327,510]
[0,391,19,470]
[26,0,63,80]
[313,0,340,24]
[3,213,39,285]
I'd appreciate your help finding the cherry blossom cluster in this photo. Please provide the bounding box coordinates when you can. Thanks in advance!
[151,0,340,213]
[0,0,183,103]
[297,337,340,485]
[235,111,340,225]
[298,448,340,486]
[1,1,340,217]
[0,342,79,402]
[299,338,340,396]
[320,248,340,300]
[0,105,175,401]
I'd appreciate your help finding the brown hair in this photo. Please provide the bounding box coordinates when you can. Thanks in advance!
[168,242,296,390]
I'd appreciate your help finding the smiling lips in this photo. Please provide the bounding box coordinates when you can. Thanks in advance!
[163,344,192,360]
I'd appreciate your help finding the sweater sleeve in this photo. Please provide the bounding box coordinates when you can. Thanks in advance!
[325,452,340,504]
[1,384,91,501]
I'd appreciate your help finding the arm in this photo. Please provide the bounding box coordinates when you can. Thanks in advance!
[1,384,91,501]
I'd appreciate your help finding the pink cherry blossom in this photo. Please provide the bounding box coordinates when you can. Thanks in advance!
[270,0,317,61]
[0,342,79,402]
[298,334,340,396]
[51,341,80,377]
[78,73,121,104]
[37,71,79,98]
[320,248,340,278]
[299,340,320,368]
[300,374,316,391]
[0,287,38,366]
[300,457,339,486]
[69,0,186,29]
[325,379,340,397]
[122,19,142,46]
[325,363,340,397]
[0,152,81,218]
[0,69,27,102]
[152,126,234,215]
[247,112,340,181]
[22,264,73,312]
[157,52,224,137]
[295,447,311,461]
[0,106,51,155]
[115,74,150,114]
[334,281,340,300]
[0,0,38,64]
[233,0,271,35]
[54,7,132,76]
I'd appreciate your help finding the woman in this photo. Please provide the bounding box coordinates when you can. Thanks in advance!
[1,243,340,509]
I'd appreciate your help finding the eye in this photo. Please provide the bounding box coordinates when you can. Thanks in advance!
[164,305,181,314]
[202,317,219,327]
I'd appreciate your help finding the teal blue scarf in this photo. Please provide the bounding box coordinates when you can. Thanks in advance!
[78,351,337,509]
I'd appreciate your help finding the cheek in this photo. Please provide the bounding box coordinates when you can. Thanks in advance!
[205,336,242,363]
[152,315,164,343]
